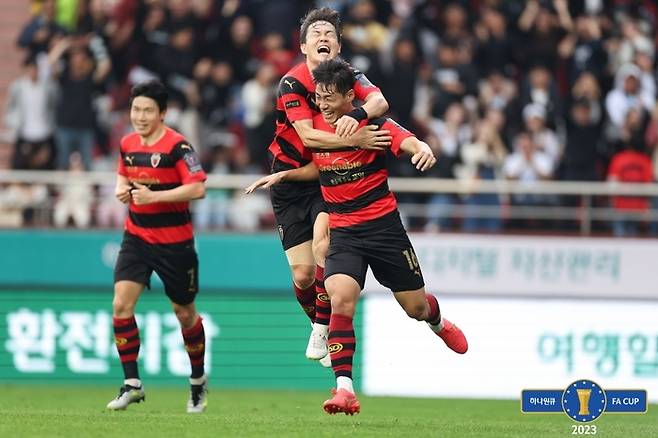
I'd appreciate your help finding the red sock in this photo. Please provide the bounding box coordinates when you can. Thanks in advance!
[113,316,140,380]
[314,265,331,326]
[328,313,355,379]
[182,316,206,379]
[294,282,316,322]
[425,294,441,325]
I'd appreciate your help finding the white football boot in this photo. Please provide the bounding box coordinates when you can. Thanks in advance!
[106,384,145,410]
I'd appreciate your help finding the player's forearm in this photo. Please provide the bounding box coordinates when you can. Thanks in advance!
[153,182,206,202]
[294,121,354,149]
[400,137,422,155]
[361,92,389,119]
[281,163,319,182]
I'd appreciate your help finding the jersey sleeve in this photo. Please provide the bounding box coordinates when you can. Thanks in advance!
[117,144,127,176]
[278,75,313,123]
[381,118,415,157]
[352,69,381,101]
[171,141,207,184]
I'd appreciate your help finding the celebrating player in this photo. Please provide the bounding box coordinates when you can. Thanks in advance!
[247,58,469,415]
[267,7,391,365]
[106,80,209,413]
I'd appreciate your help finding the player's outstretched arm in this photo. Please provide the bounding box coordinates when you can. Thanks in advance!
[130,181,205,205]
[245,163,319,194]
[400,137,437,172]
[334,91,389,137]
[293,119,391,150]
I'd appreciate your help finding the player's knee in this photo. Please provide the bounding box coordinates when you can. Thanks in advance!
[292,265,315,289]
[404,302,429,321]
[112,296,136,318]
[173,305,196,328]
[327,289,356,316]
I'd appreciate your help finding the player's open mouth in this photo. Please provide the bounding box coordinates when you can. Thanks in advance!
[317,45,330,54]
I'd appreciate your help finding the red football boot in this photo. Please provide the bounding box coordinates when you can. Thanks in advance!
[323,388,360,415]
[436,318,468,354]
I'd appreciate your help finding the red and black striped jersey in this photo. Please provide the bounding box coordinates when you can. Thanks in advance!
[311,114,414,229]
[117,127,207,244]
[268,61,381,176]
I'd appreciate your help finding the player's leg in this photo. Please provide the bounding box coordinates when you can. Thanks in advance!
[307,210,331,361]
[157,242,208,413]
[107,234,149,410]
[366,214,468,354]
[285,240,317,322]
[172,301,208,414]
[322,237,367,415]
[323,273,362,415]
[393,288,467,354]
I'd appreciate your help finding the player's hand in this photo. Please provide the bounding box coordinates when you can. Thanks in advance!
[411,141,436,171]
[130,182,156,205]
[245,172,286,194]
[352,125,391,150]
[115,184,132,204]
[335,115,360,137]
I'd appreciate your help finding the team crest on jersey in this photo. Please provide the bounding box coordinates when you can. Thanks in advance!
[150,153,161,167]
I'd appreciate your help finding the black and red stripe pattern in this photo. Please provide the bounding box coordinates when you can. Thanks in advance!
[311,116,414,229]
[294,282,316,322]
[117,127,206,244]
[328,313,356,379]
[314,265,331,326]
[113,316,140,379]
[268,62,381,174]
[182,316,206,379]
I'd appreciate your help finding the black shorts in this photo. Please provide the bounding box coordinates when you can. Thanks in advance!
[325,211,425,292]
[114,232,199,305]
[271,185,326,250]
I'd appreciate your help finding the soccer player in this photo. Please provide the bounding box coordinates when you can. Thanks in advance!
[246,59,469,415]
[268,7,391,365]
[106,80,209,413]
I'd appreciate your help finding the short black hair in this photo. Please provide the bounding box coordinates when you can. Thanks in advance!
[130,80,168,112]
[312,58,353,95]
[300,7,342,44]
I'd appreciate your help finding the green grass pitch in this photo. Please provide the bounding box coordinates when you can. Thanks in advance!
[0,385,654,437]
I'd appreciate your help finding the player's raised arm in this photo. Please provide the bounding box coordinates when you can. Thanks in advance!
[400,137,437,172]
[245,162,319,194]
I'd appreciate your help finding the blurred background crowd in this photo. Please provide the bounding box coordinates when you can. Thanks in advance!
[2,0,658,235]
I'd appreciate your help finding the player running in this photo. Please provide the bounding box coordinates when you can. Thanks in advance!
[107,80,209,413]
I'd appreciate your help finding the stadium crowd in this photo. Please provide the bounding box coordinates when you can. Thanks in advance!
[3,0,658,235]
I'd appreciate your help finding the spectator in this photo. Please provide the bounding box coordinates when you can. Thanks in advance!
[607,109,653,236]
[48,35,111,169]
[558,14,608,84]
[474,6,515,77]
[241,62,276,171]
[456,109,508,232]
[425,102,473,231]
[605,63,655,133]
[195,60,238,151]
[503,131,554,208]
[17,0,67,57]
[523,103,561,169]
[5,55,57,170]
